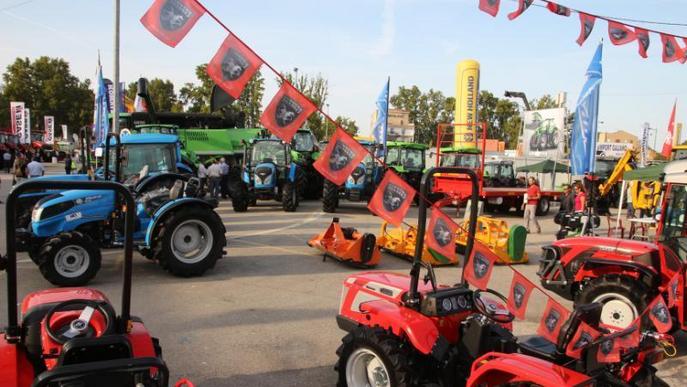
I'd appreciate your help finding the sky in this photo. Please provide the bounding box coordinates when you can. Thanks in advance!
[1,0,686,144]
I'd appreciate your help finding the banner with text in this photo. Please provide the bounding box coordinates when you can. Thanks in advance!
[44,116,55,145]
[10,102,25,142]
[522,108,566,158]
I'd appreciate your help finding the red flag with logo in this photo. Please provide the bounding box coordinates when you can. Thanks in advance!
[260,83,317,143]
[425,207,459,261]
[367,171,416,226]
[546,2,570,17]
[648,295,672,333]
[506,271,534,319]
[463,241,497,290]
[576,13,596,46]
[207,34,263,99]
[661,34,684,63]
[667,271,681,308]
[140,0,205,48]
[681,38,687,64]
[537,299,570,343]
[478,0,500,17]
[635,27,650,58]
[608,21,636,46]
[662,102,677,158]
[508,0,532,21]
[313,128,367,186]
[597,322,640,363]
[565,321,601,359]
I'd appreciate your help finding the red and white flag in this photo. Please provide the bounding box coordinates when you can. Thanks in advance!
[608,21,636,46]
[508,0,533,21]
[260,83,317,142]
[662,101,677,158]
[140,0,205,48]
[207,34,263,99]
[565,321,601,359]
[537,299,570,343]
[648,295,672,333]
[367,171,415,226]
[463,241,497,290]
[313,128,367,186]
[635,27,650,58]
[425,207,459,261]
[478,0,500,17]
[506,270,534,319]
[576,13,596,46]
[661,34,684,63]
[546,2,570,17]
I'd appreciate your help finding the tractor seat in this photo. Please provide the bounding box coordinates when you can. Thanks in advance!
[168,180,184,200]
[58,335,132,366]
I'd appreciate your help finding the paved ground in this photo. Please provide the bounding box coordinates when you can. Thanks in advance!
[0,164,686,386]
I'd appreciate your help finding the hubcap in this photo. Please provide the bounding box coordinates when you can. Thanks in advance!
[346,348,390,387]
[593,293,638,328]
[54,245,90,278]
[170,219,213,264]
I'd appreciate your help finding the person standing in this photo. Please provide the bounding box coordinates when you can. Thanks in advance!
[197,161,208,196]
[26,156,45,179]
[13,153,26,184]
[207,159,222,199]
[3,150,11,173]
[559,184,575,213]
[64,154,73,175]
[523,176,541,234]
[219,157,230,199]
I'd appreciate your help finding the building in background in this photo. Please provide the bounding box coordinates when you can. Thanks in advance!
[372,108,415,142]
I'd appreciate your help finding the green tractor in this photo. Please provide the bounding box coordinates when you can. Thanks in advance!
[385,141,428,193]
[290,129,323,199]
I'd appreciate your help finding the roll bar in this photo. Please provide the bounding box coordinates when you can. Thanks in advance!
[104,132,121,181]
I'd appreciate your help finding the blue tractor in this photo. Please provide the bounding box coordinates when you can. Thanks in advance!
[18,132,226,286]
[231,137,301,212]
[322,139,384,213]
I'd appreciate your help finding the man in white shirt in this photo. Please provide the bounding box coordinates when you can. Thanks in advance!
[219,157,230,199]
[26,156,45,178]
[197,162,208,196]
[207,159,222,198]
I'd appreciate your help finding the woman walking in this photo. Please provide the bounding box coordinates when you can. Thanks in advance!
[523,176,541,234]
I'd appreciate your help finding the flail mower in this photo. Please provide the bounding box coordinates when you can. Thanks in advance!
[377,222,458,266]
[1,179,183,387]
[308,217,381,268]
[334,167,672,386]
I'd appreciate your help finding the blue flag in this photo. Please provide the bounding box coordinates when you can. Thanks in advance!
[571,43,602,175]
[372,78,389,156]
[93,64,110,150]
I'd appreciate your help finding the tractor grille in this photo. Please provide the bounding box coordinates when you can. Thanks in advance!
[186,132,209,141]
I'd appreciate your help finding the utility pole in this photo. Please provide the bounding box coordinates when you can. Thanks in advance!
[112,0,121,134]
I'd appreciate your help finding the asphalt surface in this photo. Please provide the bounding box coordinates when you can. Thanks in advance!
[0,164,686,386]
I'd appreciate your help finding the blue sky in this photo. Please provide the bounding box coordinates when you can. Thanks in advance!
[1,0,685,143]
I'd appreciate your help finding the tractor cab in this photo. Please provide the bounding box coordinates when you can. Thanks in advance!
[290,129,323,199]
[106,134,180,183]
[385,141,428,192]
[658,160,687,261]
[483,160,519,187]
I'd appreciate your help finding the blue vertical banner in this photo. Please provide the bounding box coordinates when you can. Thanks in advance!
[372,78,390,157]
[571,43,603,175]
[93,63,110,149]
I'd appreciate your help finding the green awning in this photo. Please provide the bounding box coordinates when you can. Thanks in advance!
[516,159,569,174]
[623,163,665,181]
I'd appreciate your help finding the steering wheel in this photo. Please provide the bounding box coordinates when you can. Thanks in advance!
[472,289,515,323]
[44,299,115,344]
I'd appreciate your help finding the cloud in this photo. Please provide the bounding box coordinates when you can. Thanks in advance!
[369,0,396,57]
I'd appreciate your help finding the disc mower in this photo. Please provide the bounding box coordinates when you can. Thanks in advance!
[308,217,381,268]
[1,179,175,387]
[334,167,671,386]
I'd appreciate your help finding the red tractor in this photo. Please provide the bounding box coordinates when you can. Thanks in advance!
[334,167,671,386]
[1,180,173,386]
[538,160,687,330]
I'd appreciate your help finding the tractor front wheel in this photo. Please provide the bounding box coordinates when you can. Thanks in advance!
[577,276,648,329]
[323,180,339,213]
[231,182,249,212]
[37,231,101,286]
[154,207,225,277]
[282,182,298,212]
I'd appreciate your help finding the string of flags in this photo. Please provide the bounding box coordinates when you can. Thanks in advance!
[478,0,687,64]
[139,0,679,359]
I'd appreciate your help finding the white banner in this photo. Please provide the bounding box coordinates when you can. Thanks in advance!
[61,124,68,141]
[640,122,649,167]
[10,102,25,142]
[522,108,566,158]
[44,116,55,145]
[596,142,632,160]
[24,108,31,144]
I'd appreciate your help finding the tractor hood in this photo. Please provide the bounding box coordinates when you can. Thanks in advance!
[552,236,658,256]
[24,174,91,183]
[33,189,114,221]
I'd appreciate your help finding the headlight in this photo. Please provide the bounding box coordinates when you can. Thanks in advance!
[31,207,43,222]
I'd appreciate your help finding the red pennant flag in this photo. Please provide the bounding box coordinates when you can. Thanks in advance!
[662,102,677,158]
[367,171,416,226]
[660,34,684,63]
[596,323,640,363]
[648,295,673,333]
[506,271,534,319]
[537,299,570,343]
[596,335,621,363]
[576,13,596,46]
[667,271,681,308]
[508,0,533,21]
[207,35,263,99]
[425,207,459,261]
[635,27,650,58]
[608,21,636,46]
[260,83,317,143]
[681,38,687,64]
[546,2,570,17]
[478,0,500,17]
[463,241,497,290]
[313,128,367,186]
[565,321,601,359]
[140,0,205,48]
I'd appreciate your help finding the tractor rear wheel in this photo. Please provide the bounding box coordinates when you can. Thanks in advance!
[154,207,225,277]
[282,182,298,212]
[37,231,101,286]
[577,276,648,329]
[323,180,339,213]
[231,182,249,212]
[335,326,419,387]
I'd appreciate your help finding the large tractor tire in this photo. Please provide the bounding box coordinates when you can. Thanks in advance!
[231,182,249,212]
[154,207,225,277]
[37,231,102,286]
[577,275,648,329]
[335,326,419,387]
[282,182,298,212]
[323,180,339,213]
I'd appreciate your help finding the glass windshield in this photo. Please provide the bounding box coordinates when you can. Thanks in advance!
[662,184,687,260]
[111,143,177,179]
[402,149,423,169]
[251,141,286,166]
[292,132,317,152]
[386,148,401,165]
[672,149,687,161]
[440,153,481,169]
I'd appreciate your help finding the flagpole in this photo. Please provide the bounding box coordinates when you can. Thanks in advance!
[112,0,120,134]
[384,76,390,148]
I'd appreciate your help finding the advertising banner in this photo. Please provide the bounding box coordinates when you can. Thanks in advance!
[596,142,632,160]
[24,108,31,144]
[522,108,566,158]
[640,122,649,167]
[454,60,480,148]
[61,124,68,141]
[44,116,55,145]
[10,102,25,140]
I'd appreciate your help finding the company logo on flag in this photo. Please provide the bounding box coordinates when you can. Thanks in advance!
[93,64,110,149]
[648,295,672,333]
[44,116,55,145]
[506,271,534,319]
[571,43,602,175]
[546,2,570,17]
[576,13,596,46]
[140,0,205,47]
[478,0,500,17]
[314,128,367,186]
[635,28,650,58]
[261,83,316,142]
[660,34,684,63]
[565,321,601,359]
[608,22,636,46]
[367,171,415,226]
[463,242,497,290]
[425,207,458,261]
[537,299,570,343]
[207,34,263,99]
[667,272,680,308]
[508,0,532,21]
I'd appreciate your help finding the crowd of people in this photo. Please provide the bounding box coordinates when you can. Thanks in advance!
[198,157,232,199]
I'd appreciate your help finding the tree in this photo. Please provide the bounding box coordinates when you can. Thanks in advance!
[232,71,264,127]
[177,64,213,113]
[335,116,358,136]
[531,94,559,110]
[1,56,93,135]
[390,86,454,145]
[279,71,329,139]
[127,78,182,113]
[478,90,522,148]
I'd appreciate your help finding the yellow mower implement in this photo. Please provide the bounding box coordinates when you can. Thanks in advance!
[455,216,528,264]
[377,222,458,266]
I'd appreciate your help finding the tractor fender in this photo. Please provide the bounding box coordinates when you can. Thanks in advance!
[176,162,193,175]
[358,299,446,359]
[288,163,298,183]
[134,173,189,195]
[574,257,658,286]
[467,352,592,387]
[144,198,223,247]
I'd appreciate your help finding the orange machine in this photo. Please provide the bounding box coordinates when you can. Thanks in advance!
[377,222,460,266]
[308,218,381,268]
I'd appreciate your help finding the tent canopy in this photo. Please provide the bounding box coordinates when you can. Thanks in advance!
[516,159,569,174]
[623,163,665,181]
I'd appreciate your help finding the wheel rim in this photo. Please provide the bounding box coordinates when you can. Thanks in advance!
[346,347,390,387]
[54,245,90,278]
[593,293,638,328]
[170,219,214,264]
